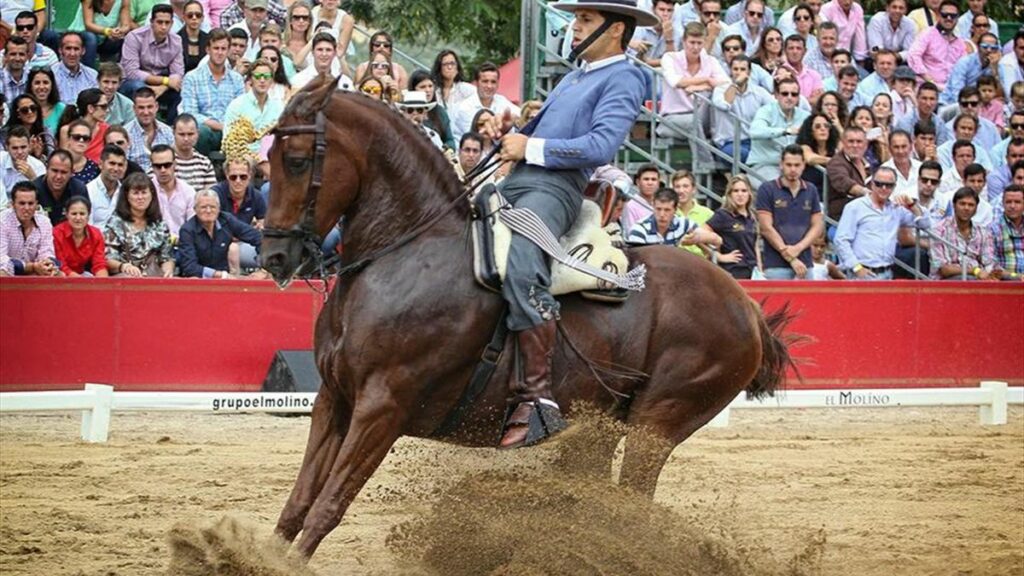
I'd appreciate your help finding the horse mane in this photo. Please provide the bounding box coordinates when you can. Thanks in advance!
[281,77,466,210]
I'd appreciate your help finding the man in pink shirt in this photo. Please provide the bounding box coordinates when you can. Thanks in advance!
[658,21,728,139]
[819,0,867,64]
[906,0,966,91]
[783,35,822,104]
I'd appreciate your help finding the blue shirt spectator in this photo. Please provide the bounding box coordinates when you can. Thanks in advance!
[755,160,823,277]
[212,177,267,226]
[177,206,261,278]
[940,47,1000,106]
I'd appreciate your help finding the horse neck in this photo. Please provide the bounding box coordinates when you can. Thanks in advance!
[338,128,466,258]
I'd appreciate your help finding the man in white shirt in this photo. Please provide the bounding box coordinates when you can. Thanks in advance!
[1,127,45,191]
[880,129,921,199]
[86,145,128,229]
[450,62,521,143]
[290,33,353,93]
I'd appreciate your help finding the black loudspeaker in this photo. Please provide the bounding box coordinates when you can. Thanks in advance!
[262,350,322,393]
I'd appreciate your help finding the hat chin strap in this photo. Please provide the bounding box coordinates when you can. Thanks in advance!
[566,17,616,64]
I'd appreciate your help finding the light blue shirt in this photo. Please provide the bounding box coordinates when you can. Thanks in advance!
[180,63,245,126]
[524,55,645,174]
[747,101,810,167]
[834,194,930,269]
[223,92,285,155]
[991,137,1011,170]
[670,0,701,47]
[124,118,174,171]
[940,53,994,105]
[936,139,994,172]
[710,81,773,146]
[721,20,763,58]
[944,116,1001,151]
[998,51,1023,101]
[894,110,953,146]
[53,62,99,106]
[855,72,894,104]
[804,46,835,81]
[724,0,775,27]
[954,12,998,42]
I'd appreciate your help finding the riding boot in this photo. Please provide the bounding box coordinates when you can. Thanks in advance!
[499,319,567,449]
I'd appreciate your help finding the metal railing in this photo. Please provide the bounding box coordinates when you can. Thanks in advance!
[521,0,981,280]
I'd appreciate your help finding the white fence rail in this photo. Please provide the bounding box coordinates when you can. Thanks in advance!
[0,382,1018,443]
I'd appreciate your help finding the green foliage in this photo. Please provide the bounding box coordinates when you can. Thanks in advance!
[343,0,522,70]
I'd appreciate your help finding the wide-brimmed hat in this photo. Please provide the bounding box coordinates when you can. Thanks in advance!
[550,0,659,28]
[396,90,437,111]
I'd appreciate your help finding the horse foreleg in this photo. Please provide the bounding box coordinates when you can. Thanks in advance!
[275,391,351,543]
[293,389,404,559]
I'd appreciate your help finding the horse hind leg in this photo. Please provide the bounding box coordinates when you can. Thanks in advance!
[275,391,351,543]
[293,381,406,559]
[619,367,744,498]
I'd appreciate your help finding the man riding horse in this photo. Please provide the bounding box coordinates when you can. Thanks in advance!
[484,0,658,449]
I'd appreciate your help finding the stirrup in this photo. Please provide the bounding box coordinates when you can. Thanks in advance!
[499,400,568,449]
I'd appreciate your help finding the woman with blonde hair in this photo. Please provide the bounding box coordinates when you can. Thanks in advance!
[707,175,760,279]
[283,1,313,70]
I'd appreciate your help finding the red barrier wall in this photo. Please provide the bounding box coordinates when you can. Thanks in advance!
[1,278,1021,392]
[0,278,324,392]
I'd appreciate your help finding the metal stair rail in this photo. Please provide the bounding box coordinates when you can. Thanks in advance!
[520,0,978,279]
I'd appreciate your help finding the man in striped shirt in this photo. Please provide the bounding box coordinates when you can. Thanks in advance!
[628,187,717,247]
[172,115,218,194]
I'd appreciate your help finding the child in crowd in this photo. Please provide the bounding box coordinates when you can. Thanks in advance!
[976,76,1004,131]
[809,233,846,280]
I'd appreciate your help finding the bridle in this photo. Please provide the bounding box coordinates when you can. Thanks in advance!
[264,100,493,295]
[264,110,330,282]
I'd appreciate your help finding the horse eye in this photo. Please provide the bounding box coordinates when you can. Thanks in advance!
[285,156,311,175]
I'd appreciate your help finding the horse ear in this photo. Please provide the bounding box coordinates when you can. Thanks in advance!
[289,74,338,120]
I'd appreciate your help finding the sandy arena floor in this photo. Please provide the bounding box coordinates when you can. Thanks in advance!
[1,406,1022,575]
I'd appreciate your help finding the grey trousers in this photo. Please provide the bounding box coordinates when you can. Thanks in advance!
[499,164,586,332]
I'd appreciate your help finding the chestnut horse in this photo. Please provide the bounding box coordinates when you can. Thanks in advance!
[261,78,797,559]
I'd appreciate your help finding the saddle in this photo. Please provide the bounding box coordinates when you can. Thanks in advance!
[470,181,631,303]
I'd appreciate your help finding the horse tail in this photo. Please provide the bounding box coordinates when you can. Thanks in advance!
[746,300,806,400]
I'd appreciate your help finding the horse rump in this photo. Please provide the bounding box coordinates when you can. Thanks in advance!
[746,300,806,400]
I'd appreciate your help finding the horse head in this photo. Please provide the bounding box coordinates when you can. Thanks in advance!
[261,75,363,287]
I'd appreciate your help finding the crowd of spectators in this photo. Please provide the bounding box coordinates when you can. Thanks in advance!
[0,0,1022,282]
[0,0,524,277]
[613,0,1022,280]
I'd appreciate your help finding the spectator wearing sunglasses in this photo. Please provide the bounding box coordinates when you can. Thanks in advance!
[354,32,408,92]
[720,0,767,58]
[0,11,59,71]
[991,111,1024,172]
[943,86,1001,153]
[834,166,929,280]
[212,157,265,228]
[178,0,210,74]
[723,0,775,28]
[953,0,999,42]
[906,0,966,92]
[940,32,1002,107]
